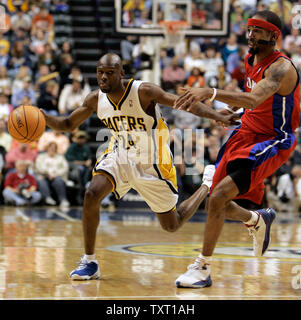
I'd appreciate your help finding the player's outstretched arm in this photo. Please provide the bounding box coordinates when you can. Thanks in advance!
[173,58,293,111]
[140,82,239,126]
[41,91,97,132]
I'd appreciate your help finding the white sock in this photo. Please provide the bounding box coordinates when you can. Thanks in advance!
[198,253,212,265]
[244,211,259,227]
[202,180,212,189]
[84,254,96,262]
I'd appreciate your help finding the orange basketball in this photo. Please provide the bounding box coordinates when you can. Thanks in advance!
[8,105,46,143]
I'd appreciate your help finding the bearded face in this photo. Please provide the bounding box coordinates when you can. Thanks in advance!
[246,22,277,55]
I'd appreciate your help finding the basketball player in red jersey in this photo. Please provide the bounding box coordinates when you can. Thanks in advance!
[174,10,300,288]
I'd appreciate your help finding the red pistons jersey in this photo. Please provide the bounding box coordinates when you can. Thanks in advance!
[242,50,300,137]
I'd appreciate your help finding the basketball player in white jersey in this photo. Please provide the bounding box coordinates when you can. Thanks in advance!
[42,53,238,280]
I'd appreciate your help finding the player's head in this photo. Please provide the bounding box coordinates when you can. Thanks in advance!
[97,53,125,93]
[246,10,282,54]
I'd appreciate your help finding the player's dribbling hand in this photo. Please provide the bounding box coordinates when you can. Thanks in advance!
[173,87,211,110]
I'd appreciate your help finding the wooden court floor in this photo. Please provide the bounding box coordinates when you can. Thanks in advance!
[0,205,300,300]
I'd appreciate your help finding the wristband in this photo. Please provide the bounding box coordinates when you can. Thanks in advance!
[209,88,217,102]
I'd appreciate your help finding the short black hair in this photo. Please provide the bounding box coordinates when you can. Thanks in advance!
[252,10,282,30]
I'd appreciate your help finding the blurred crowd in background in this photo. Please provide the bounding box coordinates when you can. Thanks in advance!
[0,0,300,215]
[0,0,91,209]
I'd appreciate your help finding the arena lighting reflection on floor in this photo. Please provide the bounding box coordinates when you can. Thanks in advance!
[17,206,301,225]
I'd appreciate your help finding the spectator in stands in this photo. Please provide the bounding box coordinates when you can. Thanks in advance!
[202,45,224,83]
[10,27,31,49]
[134,9,152,27]
[0,45,9,68]
[238,0,257,14]
[30,28,48,56]
[206,64,231,89]
[53,0,69,13]
[0,66,12,96]
[123,0,145,26]
[64,65,84,86]
[195,37,220,53]
[65,130,92,204]
[161,57,186,91]
[0,31,10,58]
[169,4,185,21]
[58,53,74,90]
[231,10,248,44]
[269,0,292,28]
[37,80,59,115]
[186,67,205,88]
[123,0,144,11]
[35,63,59,95]
[31,5,54,38]
[6,0,29,14]
[183,47,205,76]
[204,134,221,164]
[0,92,13,122]
[59,41,73,59]
[11,76,36,108]
[35,141,70,208]
[20,95,33,108]
[58,79,91,115]
[159,48,172,70]
[38,44,59,72]
[231,1,250,24]
[27,1,41,19]
[221,33,238,64]
[1,9,11,36]
[132,36,155,82]
[3,159,42,206]
[121,36,139,75]
[231,58,245,90]
[38,130,70,155]
[283,28,301,53]
[0,118,12,153]
[191,2,206,28]
[10,8,32,32]
[11,65,31,95]
[226,44,247,74]
[7,41,32,78]
[5,142,37,170]
[121,35,137,62]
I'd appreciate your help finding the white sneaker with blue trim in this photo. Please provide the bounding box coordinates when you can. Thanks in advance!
[175,256,212,288]
[70,256,100,280]
[246,208,276,257]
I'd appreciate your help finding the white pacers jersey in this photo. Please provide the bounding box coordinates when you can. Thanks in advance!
[93,79,178,213]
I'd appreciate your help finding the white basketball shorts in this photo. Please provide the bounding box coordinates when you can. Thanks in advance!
[92,149,178,213]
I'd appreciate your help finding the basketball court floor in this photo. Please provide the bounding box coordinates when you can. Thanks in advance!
[0,204,300,300]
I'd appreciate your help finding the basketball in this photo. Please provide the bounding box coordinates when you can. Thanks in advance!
[8,105,46,143]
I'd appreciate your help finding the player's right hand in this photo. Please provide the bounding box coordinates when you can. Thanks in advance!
[218,112,241,127]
